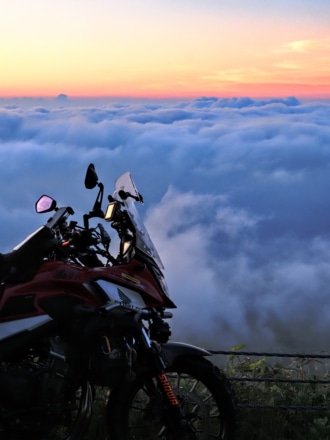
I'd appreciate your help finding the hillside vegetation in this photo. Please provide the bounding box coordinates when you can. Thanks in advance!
[227,347,330,439]
[85,347,330,439]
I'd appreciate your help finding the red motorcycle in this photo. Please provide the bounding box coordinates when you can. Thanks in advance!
[0,164,236,439]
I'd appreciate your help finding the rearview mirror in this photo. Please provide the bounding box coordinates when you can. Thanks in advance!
[35,195,57,213]
[85,163,99,189]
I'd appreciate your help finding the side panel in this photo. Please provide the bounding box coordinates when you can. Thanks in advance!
[0,314,52,342]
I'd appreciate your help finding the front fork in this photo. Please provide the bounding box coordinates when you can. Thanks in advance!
[141,327,194,434]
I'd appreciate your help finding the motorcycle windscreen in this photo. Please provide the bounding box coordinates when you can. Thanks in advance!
[114,172,164,269]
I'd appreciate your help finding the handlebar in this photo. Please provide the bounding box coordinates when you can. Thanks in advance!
[35,169,143,267]
[45,206,74,230]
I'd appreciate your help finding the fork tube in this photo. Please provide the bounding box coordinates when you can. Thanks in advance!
[140,327,190,427]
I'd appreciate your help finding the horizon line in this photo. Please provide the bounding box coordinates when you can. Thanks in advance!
[1,93,330,101]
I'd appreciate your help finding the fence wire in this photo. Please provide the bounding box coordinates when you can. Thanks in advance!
[209,349,330,359]
[209,349,330,411]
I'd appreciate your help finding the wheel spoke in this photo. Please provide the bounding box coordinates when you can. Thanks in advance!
[127,372,221,439]
[108,357,236,439]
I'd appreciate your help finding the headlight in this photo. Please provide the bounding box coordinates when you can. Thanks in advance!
[104,202,118,221]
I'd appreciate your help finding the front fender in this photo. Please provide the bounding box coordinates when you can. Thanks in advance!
[160,341,211,368]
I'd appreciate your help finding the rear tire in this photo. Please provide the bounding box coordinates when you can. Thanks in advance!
[107,356,237,439]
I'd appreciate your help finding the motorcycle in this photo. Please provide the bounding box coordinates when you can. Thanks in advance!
[0,164,237,439]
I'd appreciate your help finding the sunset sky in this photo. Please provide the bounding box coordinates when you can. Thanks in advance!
[1,0,330,98]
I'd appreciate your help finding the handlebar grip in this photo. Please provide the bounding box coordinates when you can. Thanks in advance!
[98,223,111,247]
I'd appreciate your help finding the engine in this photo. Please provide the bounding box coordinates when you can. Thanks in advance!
[0,340,76,437]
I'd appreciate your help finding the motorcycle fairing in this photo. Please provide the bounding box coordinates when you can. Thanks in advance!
[93,258,176,309]
[0,256,175,325]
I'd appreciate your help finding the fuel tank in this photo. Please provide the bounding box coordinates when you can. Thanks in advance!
[0,258,175,326]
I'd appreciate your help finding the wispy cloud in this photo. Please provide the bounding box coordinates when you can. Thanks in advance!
[274,37,330,54]
[273,62,303,70]
[201,67,273,83]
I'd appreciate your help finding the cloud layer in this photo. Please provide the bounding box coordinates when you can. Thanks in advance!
[1,96,330,352]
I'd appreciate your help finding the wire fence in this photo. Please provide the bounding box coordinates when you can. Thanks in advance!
[209,349,330,411]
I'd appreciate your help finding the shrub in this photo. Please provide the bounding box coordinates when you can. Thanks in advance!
[85,348,330,439]
[226,346,330,439]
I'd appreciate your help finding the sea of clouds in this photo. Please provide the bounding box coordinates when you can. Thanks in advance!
[1,95,330,353]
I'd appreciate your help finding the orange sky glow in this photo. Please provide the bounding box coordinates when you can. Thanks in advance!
[1,1,329,99]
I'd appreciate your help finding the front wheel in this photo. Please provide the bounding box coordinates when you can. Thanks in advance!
[107,356,237,439]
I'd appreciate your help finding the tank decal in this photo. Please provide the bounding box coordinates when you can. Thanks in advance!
[121,272,141,284]
[0,315,52,342]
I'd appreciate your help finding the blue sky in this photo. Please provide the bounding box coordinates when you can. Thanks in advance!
[1,96,330,352]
